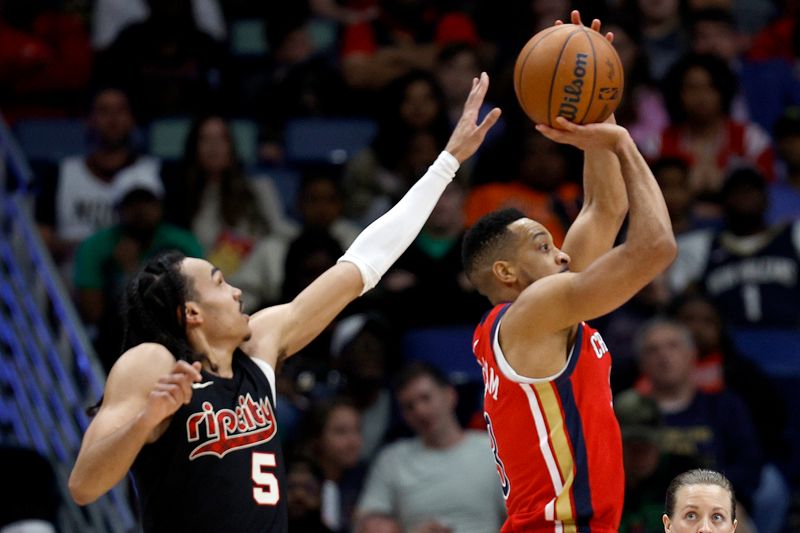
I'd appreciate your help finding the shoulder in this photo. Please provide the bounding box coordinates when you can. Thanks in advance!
[77,226,120,252]
[373,438,418,465]
[103,343,176,402]
[156,224,203,253]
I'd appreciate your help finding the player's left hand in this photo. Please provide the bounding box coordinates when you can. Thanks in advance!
[443,72,502,164]
[555,10,614,43]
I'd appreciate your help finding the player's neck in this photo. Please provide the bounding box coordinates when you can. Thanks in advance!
[190,336,236,378]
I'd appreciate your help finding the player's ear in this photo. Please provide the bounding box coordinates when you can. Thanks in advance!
[183,302,203,327]
[492,260,516,284]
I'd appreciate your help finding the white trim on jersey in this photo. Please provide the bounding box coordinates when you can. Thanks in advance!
[492,316,574,384]
[249,357,277,408]
[521,382,564,533]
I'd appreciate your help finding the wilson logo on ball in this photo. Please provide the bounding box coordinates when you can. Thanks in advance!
[558,53,589,121]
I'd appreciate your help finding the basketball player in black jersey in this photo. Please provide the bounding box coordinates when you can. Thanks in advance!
[67,74,500,532]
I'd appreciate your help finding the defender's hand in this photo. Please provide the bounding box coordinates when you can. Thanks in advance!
[141,360,202,427]
[444,72,502,164]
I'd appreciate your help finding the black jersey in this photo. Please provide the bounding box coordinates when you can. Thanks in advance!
[702,223,800,326]
[132,350,288,532]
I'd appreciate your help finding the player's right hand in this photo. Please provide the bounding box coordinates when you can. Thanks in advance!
[141,360,203,426]
[536,116,630,153]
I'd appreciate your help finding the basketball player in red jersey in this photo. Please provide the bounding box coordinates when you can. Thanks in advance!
[461,14,676,533]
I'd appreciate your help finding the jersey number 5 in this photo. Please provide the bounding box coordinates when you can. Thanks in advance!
[252,452,280,505]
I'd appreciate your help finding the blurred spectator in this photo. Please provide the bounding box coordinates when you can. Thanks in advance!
[689,7,800,132]
[625,0,690,82]
[299,398,367,533]
[0,446,60,533]
[652,156,721,234]
[35,86,160,268]
[286,456,334,533]
[94,0,228,121]
[614,390,701,533]
[768,106,800,225]
[339,0,479,93]
[668,292,789,462]
[161,114,294,276]
[0,0,93,122]
[355,362,506,533]
[643,53,775,214]
[632,318,763,510]
[381,182,487,330]
[91,0,226,49]
[73,175,202,371]
[633,317,790,532]
[668,167,800,327]
[354,513,402,533]
[233,168,360,311]
[746,0,800,63]
[603,14,670,148]
[255,16,352,165]
[343,70,452,225]
[330,313,399,461]
[466,125,581,246]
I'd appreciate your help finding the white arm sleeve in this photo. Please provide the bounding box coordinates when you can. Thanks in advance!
[338,150,459,294]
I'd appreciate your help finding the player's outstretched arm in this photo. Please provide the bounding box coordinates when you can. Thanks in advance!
[68,346,201,505]
[502,119,675,342]
[556,11,628,271]
[246,74,501,366]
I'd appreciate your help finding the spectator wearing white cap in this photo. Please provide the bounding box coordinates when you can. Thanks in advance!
[73,173,202,372]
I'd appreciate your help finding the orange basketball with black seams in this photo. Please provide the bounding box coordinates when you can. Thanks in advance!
[514,23,624,127]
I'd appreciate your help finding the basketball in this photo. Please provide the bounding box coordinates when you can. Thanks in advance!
[514,23,624,127]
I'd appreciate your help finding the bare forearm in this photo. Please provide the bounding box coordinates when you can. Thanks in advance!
[563,149,627,270]
[69,413,153,505]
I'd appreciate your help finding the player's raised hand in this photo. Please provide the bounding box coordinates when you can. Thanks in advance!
[554,10,614,43]
[536,116,629,153]
[444,72,501,164]
[142,360,202,426]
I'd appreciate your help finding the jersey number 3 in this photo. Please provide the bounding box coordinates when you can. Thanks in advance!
[484,412,511,499]
[252,452,280,505]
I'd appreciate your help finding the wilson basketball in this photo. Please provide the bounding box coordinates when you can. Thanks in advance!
[514,24,624,127]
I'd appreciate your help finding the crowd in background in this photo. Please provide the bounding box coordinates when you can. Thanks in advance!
[2,0,800,531]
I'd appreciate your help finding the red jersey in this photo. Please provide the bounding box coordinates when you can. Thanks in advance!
[473,303,624,533]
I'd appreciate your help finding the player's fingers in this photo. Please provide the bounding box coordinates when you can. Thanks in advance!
[477,107,502,134]
[554,116,580,131]
[554,19,563,26]
[591,18,601,32]
[606,31,614,43]
[175,360,202,381]
[154,383,183,406]
[534,124,564,142]
[570,10,581,25]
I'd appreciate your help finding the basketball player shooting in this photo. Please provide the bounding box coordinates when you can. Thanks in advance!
[67,75,500,532]
[462,11,676,532]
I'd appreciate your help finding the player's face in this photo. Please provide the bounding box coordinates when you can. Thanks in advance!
[320,405,362,470]
[663,484,737,533]
[397,376,455,438]
[180,258,251,343]
[507,218,570,287]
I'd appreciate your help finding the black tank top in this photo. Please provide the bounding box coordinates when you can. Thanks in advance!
[132,350,288,532]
